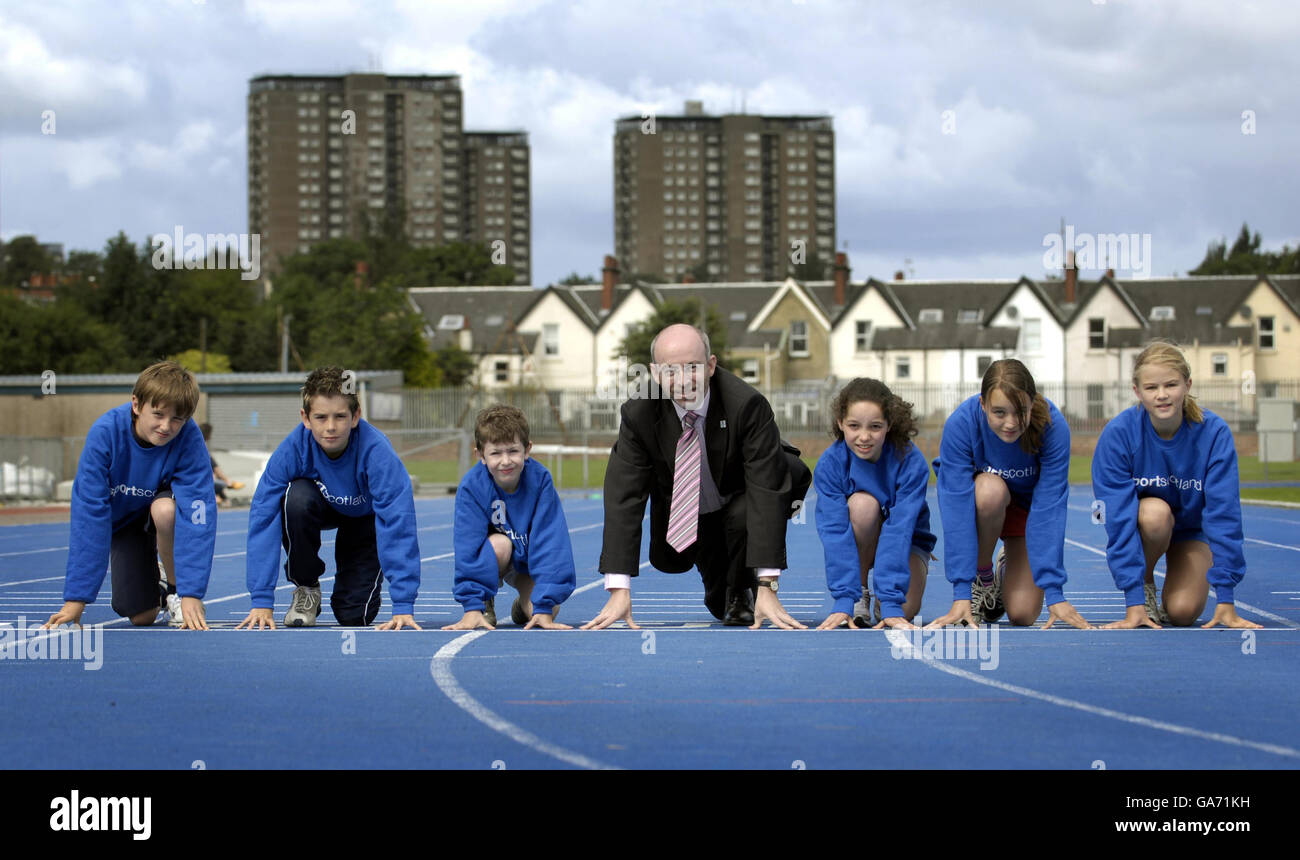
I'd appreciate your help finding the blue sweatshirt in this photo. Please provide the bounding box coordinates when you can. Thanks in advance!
[1092,404,1245,606]
[453,458,576,616]
[934,394,1070,606]
[245,421,421,615]
[64,403,217,603]
[814,439,936,619]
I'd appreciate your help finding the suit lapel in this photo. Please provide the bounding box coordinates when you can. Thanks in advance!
[704,375,726,487]
[656,399,679,471]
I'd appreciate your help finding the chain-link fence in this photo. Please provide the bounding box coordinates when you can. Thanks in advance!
[4,379,1296,500]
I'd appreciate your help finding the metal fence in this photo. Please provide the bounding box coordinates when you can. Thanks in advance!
[398,380,1300,437]
[3,379,1296,500]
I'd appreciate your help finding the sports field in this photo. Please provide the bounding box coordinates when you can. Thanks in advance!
[1,486,1296,770]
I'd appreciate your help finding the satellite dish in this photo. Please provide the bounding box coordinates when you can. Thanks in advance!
[1240,305,1253,319]
[1006,306,1019,320]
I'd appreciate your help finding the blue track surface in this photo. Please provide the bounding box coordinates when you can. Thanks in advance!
[1,490,1297,769]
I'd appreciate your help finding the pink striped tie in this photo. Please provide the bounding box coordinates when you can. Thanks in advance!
[666,411,701,552]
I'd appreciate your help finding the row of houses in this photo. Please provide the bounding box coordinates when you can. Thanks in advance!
[405,255,1300,426]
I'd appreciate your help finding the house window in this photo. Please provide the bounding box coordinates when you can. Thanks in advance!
[543,323,559,356]
[789,320,809,356]
[977,355,992,376]
[1149,306,1175,321]
[855,320,871,352]
[957,309,981,324]
[1022,318,1041,353]
[741,359,759,383]
[494,361,509,383]
[1088,318,1105,349]
[1212,353,1228,376]
[1259,316,1275,349]
[918,308,942,324]
[896,356,911,380]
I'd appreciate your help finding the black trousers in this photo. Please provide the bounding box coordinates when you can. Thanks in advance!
[649,448,812,620]
[282,479,383,627]
[108,488,174,618]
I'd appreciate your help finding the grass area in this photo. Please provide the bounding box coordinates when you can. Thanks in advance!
[405,455,610,490]
[1239,487,1300,504]
[1070,455,1300,485]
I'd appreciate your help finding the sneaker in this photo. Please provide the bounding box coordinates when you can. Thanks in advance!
[166,592,185,627]
[971,550,1006,624]
[284,585,322,627]
[511,597,558,625]
[482,596,497,627]
[851,586,876,627]
[1143,582,1170,625]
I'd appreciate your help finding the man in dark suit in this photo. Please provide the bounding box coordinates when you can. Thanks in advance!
[582,324,812,630]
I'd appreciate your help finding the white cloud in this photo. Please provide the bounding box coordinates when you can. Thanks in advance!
[0,14,147,122]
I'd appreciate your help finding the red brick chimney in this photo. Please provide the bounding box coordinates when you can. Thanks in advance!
[833,252,849,305]
[601,255,619,310]
[894,270,905,281]
[682,273,695,284]
[1064,250,1076,304]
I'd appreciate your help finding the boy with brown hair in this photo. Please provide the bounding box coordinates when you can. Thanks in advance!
[45,361,215,630]
[237,366,421,630]
[443,405,576,630]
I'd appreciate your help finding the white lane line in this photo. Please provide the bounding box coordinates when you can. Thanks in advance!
[1065,538,1298,628]
[423,574,624,763]
[883,629,1300,760]
[429,631,618,770]
[0,546,67,558]
[0,575,66,588]
[1246,538,1300,552]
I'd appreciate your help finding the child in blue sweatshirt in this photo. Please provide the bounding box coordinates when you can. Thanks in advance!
[236,367,421,630]
[44,361,215,630]
[443,405,576,630]
[813,378,936,630]
[1092,341,1261,629]
[930,359,1091,629]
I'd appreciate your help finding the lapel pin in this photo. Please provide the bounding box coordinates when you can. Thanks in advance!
[719,420,726,429]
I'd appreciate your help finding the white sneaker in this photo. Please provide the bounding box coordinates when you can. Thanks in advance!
[971,549,1006,624]
[285,585,322,627]
[1143,582,1171,625]
[166,592,185,627]
[851,586,879,627]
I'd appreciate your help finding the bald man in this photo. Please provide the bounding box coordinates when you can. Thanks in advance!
[584,324,812,630]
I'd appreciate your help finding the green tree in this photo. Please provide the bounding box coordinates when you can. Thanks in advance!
[1191,223,1300,276]
[0,294,132,374]
[430,342,476,387]
[788,249,829,282]
[557,271,595,286]
[168,349,233,374]
[615,297,730,368]
[0,236,55,286]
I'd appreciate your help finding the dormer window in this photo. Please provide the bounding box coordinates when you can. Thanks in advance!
[957,309,981,324]
[918,308,943,324]
[437,314,465,330]
[1149,306,1175,321]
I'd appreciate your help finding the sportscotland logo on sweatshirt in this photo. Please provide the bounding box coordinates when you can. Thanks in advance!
[314,480,368,507]
[983,464,1038,480]
[1132,474,1203,492]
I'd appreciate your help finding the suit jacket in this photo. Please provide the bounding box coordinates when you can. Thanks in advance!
[599,367,795,576]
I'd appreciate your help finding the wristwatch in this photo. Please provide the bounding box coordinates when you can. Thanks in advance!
[756,578,778,594]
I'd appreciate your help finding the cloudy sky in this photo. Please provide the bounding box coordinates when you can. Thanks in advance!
[2,0,1297,285]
